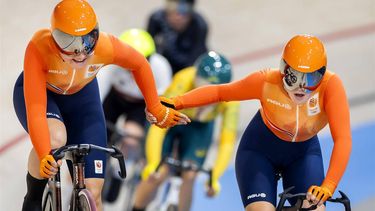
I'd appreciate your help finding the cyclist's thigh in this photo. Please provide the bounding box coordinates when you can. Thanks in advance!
[282,145,324,205]
[161,127,178,158]
[235,112,281,207]
[178,121,214,166]
[235,149,278,208]
[60,78,107,179]
[13,72,64,131]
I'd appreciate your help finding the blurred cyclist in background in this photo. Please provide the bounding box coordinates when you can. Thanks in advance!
[132,51,239,211]
[147,0,208,74]
[151,35,352,211]
[100,28,172,202]
[12,1,189,210]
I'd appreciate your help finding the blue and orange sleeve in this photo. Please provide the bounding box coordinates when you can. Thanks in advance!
[24,42,51,160]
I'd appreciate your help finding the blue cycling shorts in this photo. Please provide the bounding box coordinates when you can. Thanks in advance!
[162,120,214,167]
[235,111,324,207]
[13,72,107,178]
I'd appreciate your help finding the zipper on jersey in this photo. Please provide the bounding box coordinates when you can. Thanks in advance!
[292,105,300,142]
[64,69,76,94]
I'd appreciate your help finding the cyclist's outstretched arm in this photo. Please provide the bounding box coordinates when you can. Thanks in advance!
[171,70,267,110]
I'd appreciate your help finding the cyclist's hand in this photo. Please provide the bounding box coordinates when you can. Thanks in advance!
[307,185,332,206]
[145,108,157,124]
[146,103,190,128]
[205,179,221,198]
[160,96,184,110]
[39,155,62,178]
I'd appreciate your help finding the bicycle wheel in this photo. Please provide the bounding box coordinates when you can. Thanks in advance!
[42,191,54,211]
[77,189,97,211]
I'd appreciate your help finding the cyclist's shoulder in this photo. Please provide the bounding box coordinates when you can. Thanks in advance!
[322,70,337,83]
[96,32,114,50]
[262,68,281,81]
[320,70,347,97]
[30,28,51,43]
[26,29,56,60]
[96,32,131,61]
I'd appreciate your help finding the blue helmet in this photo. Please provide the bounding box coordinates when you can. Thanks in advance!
[195,51,232,85]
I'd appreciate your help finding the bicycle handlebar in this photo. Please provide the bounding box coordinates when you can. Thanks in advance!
[51,144,127,179]
[276,186,351,211]
[156,156,213,188]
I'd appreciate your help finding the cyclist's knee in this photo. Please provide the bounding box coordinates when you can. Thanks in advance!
[85,178,104,205]
[47,118,67,149]
[145,165,169,186]
[245,201,275,211]
[181,170,198,184]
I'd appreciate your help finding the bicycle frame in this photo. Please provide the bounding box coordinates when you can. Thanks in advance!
[44,144,126,211]
[276,186,351,211]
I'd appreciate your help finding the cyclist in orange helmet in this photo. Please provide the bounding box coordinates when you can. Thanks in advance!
[151,34,352,211]
[13,0,189,210]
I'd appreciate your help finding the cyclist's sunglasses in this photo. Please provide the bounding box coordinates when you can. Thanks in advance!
[281,60,326,93]
[52,26,99,56]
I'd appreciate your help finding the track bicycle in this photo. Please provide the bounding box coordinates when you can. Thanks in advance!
[42,144,126,211]
[147,156,213,211]
[102,121,145,211]
[276,186,351,211]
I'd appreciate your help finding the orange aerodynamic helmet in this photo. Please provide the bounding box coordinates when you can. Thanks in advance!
[51,0,99,55]
[280,34,327,93]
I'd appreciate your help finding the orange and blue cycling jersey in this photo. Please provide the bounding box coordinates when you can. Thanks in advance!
[172,69,351,196]
[22,29,161,160]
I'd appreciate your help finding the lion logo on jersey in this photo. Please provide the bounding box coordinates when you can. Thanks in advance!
[85,64,104,78]
[309,97,318,108]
